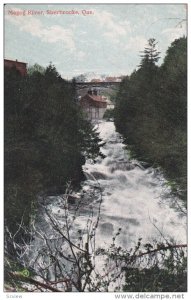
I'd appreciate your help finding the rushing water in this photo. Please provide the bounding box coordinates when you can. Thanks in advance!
[25,121,186,290]
[81,121,186,248]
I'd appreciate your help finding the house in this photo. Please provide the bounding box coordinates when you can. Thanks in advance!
[4,59,27,76]
[80,89,107,120]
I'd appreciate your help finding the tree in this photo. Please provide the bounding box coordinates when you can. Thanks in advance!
[139,38,161,67]
[114,37,187,203]
[4,185,187,292]
[159,37,187,129]
[27,63,45,75]
[74,74,87,83]
[4,63,103,237]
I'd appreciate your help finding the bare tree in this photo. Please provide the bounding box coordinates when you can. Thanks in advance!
[4,184,187,292]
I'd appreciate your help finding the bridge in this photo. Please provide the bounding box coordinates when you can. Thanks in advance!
[76,81,121,90]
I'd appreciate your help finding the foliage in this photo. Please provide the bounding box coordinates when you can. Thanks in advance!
[102,88,118,104]
[123,244,187,292]
[114,37,187,204]
[4,64,102,236]
[27,63,45,75]
[74,73,87,82]
[139,38,161,66]
[103,108,114,120]
[4,186,187,292]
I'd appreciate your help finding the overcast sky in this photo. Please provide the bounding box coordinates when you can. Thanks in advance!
[4,3,187,79]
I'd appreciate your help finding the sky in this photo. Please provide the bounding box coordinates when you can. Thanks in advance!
[4,3,187,79]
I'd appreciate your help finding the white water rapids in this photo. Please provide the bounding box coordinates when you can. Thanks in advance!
[25,121,186,291]
[82,121,186,248]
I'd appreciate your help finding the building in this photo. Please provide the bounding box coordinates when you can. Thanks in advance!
[4,59,27,76]
[80,89,107,120]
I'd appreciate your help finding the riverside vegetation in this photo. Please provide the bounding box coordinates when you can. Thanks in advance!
[115,37,187,205]
[4,37,187,292]
[4,63,102,237]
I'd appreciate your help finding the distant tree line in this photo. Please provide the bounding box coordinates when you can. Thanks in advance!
[115,37,187,203]
[4,63,102,237]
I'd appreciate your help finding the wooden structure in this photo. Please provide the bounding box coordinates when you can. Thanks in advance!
[4,59,27,76]
[80,89,107,120]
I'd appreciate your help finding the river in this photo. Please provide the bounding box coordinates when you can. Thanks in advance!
[25,121,187,291]
[82,121,186,247]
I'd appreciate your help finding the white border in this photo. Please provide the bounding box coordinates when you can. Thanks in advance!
[1,1,190,299]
